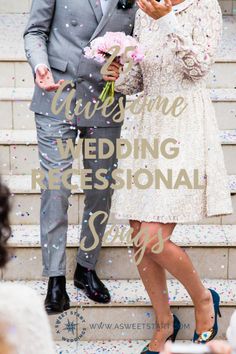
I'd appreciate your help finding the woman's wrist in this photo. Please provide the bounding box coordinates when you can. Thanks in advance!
[152,8,172,20]
[155,10,179,35]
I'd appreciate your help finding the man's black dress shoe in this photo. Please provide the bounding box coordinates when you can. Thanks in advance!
[44,276,70,314]
[74,263,111,303]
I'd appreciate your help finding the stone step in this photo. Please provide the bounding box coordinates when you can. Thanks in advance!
[0,1,31,14]
[1,60,236,90]
[0,88,236,131]
[1,59,236,90]
[2,174,236,195]
[55,340,149,354]
[0,15,235,61]
[2,224,236,281]
[2,174,236,226]
[0,15,235,88]
[1,278,235,340]
[4,14,236,61]
[6,191,236,226]
[55,340,191,354]
[0,1,234,15]
[220,0,236,15]
[1,129,236,175]
[208,62,236,89]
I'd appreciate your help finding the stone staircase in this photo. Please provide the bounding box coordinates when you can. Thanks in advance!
[0,1,236,353]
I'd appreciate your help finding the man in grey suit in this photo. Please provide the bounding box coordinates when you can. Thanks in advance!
[24,0,137,314]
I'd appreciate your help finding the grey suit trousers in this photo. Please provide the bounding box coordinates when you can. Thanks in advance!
[35,113,121,277]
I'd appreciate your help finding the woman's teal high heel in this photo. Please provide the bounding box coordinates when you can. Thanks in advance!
[193,288,221,343]
[141,314,181,354]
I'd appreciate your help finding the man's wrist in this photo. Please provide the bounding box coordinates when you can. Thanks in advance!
[34,63,50,73]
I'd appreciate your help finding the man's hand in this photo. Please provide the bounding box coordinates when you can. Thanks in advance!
[137,0,172,20]
[35,65,65,92]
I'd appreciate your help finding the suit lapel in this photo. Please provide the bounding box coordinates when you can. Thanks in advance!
[88,0,103,23]
[90,0,119,41]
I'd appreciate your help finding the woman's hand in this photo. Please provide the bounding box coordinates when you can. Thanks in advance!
[137,0,172,20]
[102,61,122,82]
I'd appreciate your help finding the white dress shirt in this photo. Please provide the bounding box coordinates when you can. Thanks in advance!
[100,0,110,15]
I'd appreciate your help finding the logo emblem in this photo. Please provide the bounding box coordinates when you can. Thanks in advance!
[55,310,86,342]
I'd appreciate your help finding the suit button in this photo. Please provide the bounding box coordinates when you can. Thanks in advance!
[71,20,78,26]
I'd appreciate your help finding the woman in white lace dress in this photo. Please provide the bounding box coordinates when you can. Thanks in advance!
[104,0,233,353]
[0,179,56,354]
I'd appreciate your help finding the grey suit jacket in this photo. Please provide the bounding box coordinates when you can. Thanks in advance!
[24,0,137,127]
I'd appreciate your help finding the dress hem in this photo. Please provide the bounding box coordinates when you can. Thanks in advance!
[114,210,233,223]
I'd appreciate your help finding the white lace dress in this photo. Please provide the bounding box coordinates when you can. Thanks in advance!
[0,283,56,354]
[112,0,233,223]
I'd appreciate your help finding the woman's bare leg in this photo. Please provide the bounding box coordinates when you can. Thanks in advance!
[130,220,175,351]
[138,222,214,339]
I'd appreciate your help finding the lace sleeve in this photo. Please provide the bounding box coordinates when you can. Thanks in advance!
[158,0,222,82]
[115,11,144,95]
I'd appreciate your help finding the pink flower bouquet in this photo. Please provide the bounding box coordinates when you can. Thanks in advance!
[84,32,144,102]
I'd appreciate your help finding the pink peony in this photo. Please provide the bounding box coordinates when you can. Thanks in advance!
[83,32,145,104]
[84,31,144,65]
